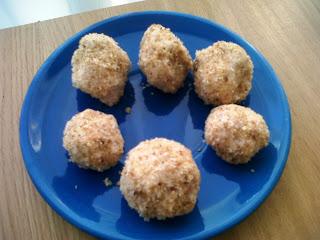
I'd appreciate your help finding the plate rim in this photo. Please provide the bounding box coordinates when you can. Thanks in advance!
[19,10,292,240]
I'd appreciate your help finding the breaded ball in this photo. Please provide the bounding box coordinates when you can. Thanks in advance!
[139,24,192,93]
[194,41,253,105]
[63,109,124,171]
[205,104,269,164]
[71,33,131,106]
[120,138,200,220]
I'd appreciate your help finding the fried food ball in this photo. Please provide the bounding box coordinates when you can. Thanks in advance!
[194,41,253,105]
[120,138,200,220]
[205,104,269,164]
[71,33,131,106]
[139,24,192,93]
[63,109,124,171]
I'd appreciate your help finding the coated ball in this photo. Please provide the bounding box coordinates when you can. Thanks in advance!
[120,138,200,220]
[205,104,269,164]
[63,109,124,171]
[194,41,253,105]
[71,33,131,106]
[139,24,192,93]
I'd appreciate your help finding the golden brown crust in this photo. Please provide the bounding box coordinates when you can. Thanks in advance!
[63,109,124,171]
[120,138,200,220]
[205,104,269,164]
[72,33,131,106]
[194,41,253,105]
[139,24,192,93]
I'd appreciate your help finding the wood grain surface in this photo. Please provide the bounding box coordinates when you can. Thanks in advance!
[1,0,320,239]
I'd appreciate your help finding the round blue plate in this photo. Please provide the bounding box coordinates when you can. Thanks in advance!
[20,11,291,240]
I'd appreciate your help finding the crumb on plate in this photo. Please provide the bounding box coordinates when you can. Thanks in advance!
[125,107,131,114]
[104,177,112,187]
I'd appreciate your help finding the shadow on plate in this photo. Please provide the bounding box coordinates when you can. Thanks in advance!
[51,158,124,222]
[142,74,191,116]
[187,87,212,130]
[239,94,251,107]
[201,143,277,203]
[116,198,204,239]
[76,81,135,123]
[187,88,251,130]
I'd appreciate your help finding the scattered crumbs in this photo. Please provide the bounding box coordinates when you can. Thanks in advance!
[125,107,131,114]
[150,92,154,95]
[116,181,120,186]
[104,177,112,187]
[74,185,78,190]
[250,169,255,173]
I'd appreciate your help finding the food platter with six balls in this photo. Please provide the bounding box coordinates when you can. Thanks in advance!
[19,11,291,240]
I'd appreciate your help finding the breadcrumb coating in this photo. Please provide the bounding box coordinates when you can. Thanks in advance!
[139,24,192,93]
[63,109,124,171]
[194,41,253,105]
[205,104,269,164]
[120,138,200,220]
[72,33,131,106]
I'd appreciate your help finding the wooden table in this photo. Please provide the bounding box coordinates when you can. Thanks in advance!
[1,0,320,239]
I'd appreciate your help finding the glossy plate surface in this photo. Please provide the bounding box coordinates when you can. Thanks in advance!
[20,11,291,240]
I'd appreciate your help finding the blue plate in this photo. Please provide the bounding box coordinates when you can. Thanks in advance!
[20,11,291,240]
